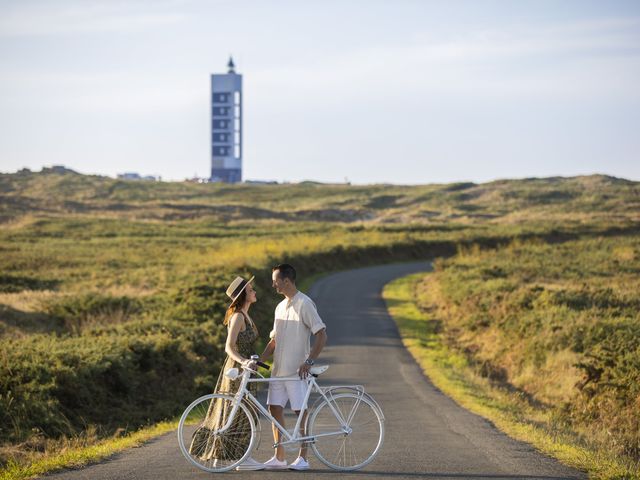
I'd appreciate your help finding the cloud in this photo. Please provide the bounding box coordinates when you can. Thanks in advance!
[414,17,640,60]
[0,71,204,114]
[0,0,188,36]
[251,16,640,106]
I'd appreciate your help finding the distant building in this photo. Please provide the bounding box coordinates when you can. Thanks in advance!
[117,172,161,181]
[210,57,242,183]
[185,175,210,183]
[118,172,142,180]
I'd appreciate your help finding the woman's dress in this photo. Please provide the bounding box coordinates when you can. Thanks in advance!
[189,313,259,460]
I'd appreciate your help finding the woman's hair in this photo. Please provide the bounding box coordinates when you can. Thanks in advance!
[224,288,247,326]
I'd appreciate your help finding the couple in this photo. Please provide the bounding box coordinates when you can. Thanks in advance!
[202,263,328,471]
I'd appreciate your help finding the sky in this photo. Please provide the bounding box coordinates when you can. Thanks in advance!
[0,0,639,184]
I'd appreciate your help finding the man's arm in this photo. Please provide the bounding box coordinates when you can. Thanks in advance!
[308,328,327,361]
[298,328,327,378]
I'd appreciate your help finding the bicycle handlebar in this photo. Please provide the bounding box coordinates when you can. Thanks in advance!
[251,355,271,371]
[256,361,270,370]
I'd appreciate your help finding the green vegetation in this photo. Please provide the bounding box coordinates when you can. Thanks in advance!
[384,234,640,479]
[0,168,638,476]
[434,236,640,460]
[0,421,178,480]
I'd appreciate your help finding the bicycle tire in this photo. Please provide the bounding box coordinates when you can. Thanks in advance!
[177,393,256,473]
[308,392,384,471]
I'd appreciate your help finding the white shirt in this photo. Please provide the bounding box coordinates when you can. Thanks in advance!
[269,291,326,377]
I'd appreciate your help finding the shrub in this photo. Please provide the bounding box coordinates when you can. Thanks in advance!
[427,235,640,460]
[41,294,144,333]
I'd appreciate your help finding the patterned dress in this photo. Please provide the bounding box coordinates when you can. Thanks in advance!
[189,313,259,460]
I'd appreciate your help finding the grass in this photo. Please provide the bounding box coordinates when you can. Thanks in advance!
[0,268,342,479]
[384,271,640,479]
[1,169,638,476]
[2,169,639,226]
[433,236,640,457]
[0,421,179,480]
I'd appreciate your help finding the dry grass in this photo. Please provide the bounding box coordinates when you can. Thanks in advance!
[384,272,640,479]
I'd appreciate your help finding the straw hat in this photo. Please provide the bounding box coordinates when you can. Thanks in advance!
[226,275,255,305]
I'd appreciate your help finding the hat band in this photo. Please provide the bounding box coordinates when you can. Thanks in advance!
[231,280,247,300]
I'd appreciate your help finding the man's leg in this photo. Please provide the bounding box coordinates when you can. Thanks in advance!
[294,409,309,460]
[286,378,311,461]
[269,404,286,461]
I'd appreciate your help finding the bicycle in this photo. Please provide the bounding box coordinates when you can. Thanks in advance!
[177,356,385,472]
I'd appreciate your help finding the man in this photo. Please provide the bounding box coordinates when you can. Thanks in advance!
[259,263,328,471]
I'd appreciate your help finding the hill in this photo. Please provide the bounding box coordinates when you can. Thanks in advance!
[0,169,638,475]
[1,169,638,225]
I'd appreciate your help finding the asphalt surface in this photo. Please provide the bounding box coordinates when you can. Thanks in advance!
[44,262,586,479]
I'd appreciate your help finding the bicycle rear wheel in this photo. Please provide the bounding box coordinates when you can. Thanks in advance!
[308,392,384,471]
[177,393,255,473]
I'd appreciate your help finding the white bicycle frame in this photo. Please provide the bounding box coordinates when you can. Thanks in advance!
[217,367,369,448]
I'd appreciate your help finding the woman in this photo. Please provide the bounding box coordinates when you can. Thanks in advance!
[189,275,264,471]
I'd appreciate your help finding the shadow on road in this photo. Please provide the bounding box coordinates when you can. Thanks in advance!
[303,471,580,479]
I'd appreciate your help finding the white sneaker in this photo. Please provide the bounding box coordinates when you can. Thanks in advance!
[235,457,265,471]
[262,455,288,470]
[289,456,310,471]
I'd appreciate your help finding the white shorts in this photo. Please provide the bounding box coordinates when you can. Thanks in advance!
[267,378,308,411]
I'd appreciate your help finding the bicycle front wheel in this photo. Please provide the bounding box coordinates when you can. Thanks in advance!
[308,392,384,471]
[177,393,256,473]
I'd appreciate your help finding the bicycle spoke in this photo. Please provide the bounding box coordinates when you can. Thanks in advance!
[333,397,348,426]
[345,395,363,427]
[349,418,378,428]
[334,436,347,466]
[309,393,384,471]
[350,435,362,466]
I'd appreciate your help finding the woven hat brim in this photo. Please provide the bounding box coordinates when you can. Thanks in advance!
[229,275,255,305]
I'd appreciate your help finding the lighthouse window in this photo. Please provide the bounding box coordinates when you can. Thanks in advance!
[212,107,230,116]
[213,146,228,156]
[213,133,228,142]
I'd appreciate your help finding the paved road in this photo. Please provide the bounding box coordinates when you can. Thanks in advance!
[45,262,585,480]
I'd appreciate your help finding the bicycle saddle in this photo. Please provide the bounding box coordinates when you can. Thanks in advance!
[310,365,329,376]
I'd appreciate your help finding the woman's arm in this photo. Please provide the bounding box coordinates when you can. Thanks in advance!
[225,313,249,364]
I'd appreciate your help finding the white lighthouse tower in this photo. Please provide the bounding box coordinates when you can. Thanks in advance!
[210,57,242,183]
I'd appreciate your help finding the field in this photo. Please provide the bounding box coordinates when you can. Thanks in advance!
[0,167,639,475]
[419,235,640,459]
